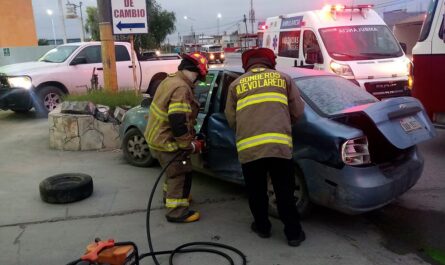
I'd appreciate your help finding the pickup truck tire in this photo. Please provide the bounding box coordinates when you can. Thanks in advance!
[123,128,156,167]
[268,167,312,219]
[35,86,64,115]
[39,173,93,204]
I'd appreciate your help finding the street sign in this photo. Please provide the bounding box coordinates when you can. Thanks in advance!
[111,0,148,35]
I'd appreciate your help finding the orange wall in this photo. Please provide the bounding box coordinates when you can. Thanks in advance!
[0,0,38,47]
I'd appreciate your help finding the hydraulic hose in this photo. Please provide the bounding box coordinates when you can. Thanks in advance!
[141,151,247,265]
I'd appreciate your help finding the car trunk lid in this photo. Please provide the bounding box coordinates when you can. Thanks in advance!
[339,97,436,149]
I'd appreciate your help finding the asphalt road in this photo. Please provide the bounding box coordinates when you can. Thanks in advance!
[0,58,444,265]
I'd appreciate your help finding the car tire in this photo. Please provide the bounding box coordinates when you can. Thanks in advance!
[39,173,93,204]
[220,60,225,64]
[147,78,163,98]
[268,167,312,218]
[123,128,156,167]
[34,86,64,116]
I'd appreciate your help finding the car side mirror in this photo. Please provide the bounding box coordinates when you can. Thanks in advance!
[305,48,323,65]
[399,42,408,54]
[70,56,87,66]
[141,97,152,108]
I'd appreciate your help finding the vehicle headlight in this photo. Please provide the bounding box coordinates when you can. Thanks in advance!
[220,53,225,58]
[330,61,354,77]
[210,54,215,59]
[7,76,32,90]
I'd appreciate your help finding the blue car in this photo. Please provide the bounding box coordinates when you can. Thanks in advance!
[120,66,436,216]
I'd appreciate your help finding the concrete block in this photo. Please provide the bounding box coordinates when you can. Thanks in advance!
[63,136,81,151]
[80,129,103,150]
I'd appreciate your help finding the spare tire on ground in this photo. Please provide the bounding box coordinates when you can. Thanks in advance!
[39,173,93,204]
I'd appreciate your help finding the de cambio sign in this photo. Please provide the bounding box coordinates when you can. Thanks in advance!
[111,0,148,35]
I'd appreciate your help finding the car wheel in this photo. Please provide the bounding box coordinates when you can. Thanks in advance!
[35,86,64,115]
[268,167,312,218]
[39,173,93,204]
[123,128,156,167]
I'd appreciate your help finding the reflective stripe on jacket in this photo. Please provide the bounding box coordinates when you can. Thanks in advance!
[225,67,304,164]
[144,71,199,152]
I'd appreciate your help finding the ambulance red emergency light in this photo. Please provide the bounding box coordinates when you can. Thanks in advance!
[262,4,413,99]
[412,0,445,127]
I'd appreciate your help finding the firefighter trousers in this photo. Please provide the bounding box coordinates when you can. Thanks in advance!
[153,150,193,219]
[241,157,303,239]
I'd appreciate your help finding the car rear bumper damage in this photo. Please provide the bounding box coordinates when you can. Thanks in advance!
[300,146,423,214]
[0,88,33,110]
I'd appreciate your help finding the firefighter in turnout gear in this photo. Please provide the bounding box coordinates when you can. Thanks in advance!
[144,53,208,223]
[225,48,306,246]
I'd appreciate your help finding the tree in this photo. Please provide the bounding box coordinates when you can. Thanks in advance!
[85,6,100,41]
[135,0,176,50]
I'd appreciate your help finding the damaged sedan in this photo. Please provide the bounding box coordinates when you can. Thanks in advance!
[120,66,436,216]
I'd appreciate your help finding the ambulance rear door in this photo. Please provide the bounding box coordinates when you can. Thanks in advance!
[275,15,304,68]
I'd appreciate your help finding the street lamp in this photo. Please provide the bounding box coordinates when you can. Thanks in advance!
[183,15,196,43]
[217,13,222,43]
[47,9,57,45]
[66,1,86,42]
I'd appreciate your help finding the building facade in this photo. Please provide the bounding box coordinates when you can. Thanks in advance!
[0,0,38,47]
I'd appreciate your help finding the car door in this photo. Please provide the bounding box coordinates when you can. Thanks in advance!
[193,70,219,132]
[200,70,244,183]
[68,45,104,93]
[276,29,302,68]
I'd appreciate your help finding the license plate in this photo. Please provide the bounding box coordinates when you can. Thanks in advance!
[400,116,422,132]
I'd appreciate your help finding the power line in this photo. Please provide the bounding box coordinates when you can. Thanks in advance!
[190,19,243,32]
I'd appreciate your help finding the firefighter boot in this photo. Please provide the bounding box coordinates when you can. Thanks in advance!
[166,210,200,223]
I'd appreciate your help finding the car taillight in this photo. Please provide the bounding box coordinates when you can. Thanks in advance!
[341,136,371,166]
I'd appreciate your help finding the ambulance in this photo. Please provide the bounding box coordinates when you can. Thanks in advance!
[261,4,413,99]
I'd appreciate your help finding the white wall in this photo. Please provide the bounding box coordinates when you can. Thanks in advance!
[0,45,56,66]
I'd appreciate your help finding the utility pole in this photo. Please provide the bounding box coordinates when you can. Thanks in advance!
[97,0,118,93]
[79,2,85,42]
[243,14,248,49]
[58,0,68,43]
[249,0,255,34]
[67,1,86,42]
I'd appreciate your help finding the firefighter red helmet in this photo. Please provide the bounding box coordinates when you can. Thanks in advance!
[181,53,209,81]
[242,48,277,71]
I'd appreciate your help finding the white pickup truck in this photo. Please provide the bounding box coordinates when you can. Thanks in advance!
[0,42,180,113]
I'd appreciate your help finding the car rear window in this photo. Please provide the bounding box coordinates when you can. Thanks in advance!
[295,76,378,116]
